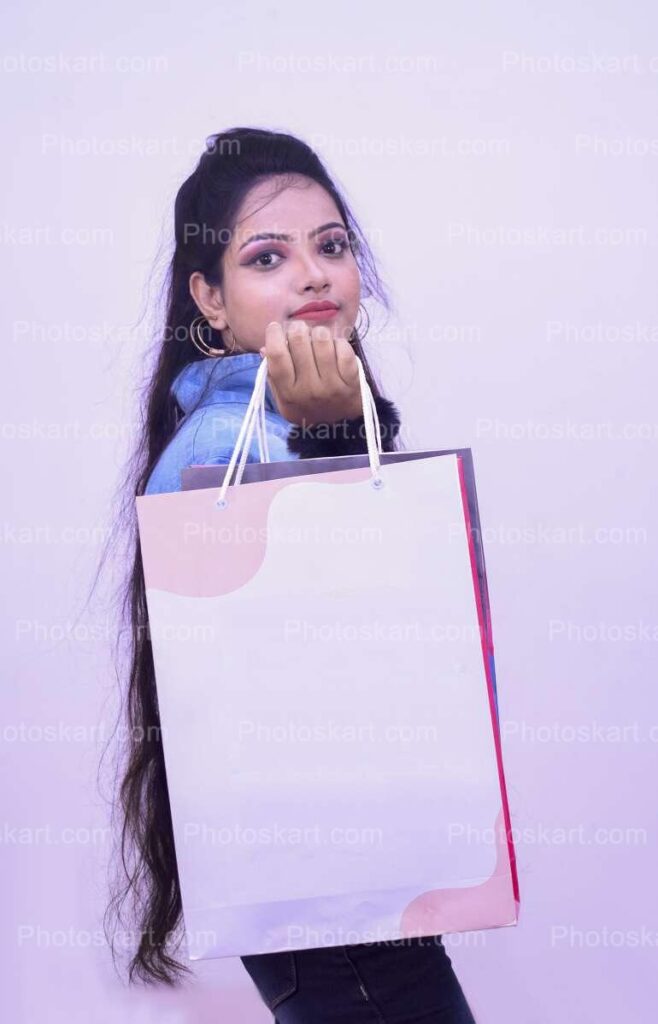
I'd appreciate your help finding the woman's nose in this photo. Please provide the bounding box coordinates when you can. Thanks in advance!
[295,251,332,289]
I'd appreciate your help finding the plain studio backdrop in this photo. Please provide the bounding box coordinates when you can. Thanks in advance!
[1,2,656,1022]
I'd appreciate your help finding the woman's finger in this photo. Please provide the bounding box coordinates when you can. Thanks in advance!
[263,321,295,390]
[285,319,320,386]
[334,335,360,389]
[309,325,342,384]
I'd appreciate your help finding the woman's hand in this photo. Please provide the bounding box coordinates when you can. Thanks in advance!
[259,320,364,427]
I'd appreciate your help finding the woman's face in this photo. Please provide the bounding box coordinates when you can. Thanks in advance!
[191,174,362,354]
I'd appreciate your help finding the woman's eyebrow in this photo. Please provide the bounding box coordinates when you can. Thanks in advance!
[238,221,346,251]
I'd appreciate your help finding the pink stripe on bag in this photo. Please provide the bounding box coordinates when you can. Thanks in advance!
[457,455,520,907]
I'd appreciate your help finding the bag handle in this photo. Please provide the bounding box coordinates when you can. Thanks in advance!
[215,355,385,509]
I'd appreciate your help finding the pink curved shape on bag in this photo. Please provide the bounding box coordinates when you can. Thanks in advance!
[136,466,373,597]
[399,807,518,935]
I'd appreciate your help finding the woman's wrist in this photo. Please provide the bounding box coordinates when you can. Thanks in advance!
[285,395,401,459]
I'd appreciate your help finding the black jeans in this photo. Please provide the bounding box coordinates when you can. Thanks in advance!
[241,936,477,1022]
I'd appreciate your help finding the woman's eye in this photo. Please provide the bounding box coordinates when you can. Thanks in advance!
[321,237,349,256]
[247,250,283,269]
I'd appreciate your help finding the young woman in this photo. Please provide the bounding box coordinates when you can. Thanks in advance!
[106,127,477,1023]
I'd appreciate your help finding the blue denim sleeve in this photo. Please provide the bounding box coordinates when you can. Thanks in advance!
[190,404,294,464]
[144,405,254,496]
[144,399,299,495]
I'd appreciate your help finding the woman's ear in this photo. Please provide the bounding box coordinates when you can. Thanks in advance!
[189,271,228,330]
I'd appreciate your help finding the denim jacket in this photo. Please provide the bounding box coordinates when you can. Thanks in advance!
[144,351,401,495]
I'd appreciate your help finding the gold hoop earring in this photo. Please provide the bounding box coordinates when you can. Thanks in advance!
[189,316,237,358]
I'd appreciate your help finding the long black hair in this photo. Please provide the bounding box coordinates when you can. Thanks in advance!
[99,127,396,985]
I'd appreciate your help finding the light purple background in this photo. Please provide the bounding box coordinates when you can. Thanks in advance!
[2,2,656,1021]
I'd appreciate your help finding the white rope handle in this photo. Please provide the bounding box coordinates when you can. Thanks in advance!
[215,354,384,509]
[215,358,270,508]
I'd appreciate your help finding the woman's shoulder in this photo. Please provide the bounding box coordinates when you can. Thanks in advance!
[143,401,294,495]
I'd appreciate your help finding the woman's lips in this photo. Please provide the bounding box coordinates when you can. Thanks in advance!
[292,308,339,323]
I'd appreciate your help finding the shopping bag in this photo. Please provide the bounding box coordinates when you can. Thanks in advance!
[135,356,520,960]
[181,447,501,716]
